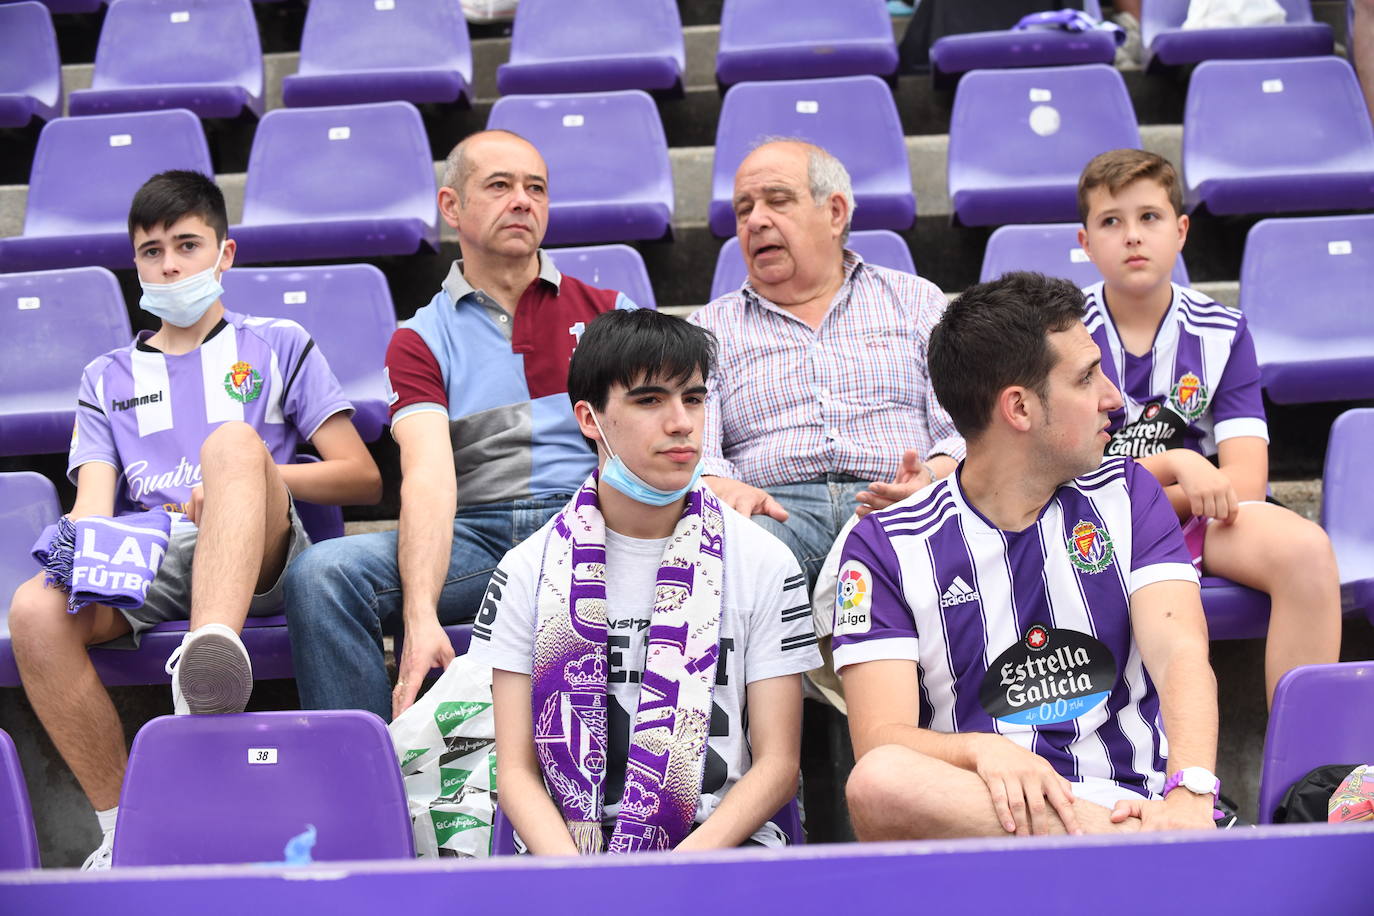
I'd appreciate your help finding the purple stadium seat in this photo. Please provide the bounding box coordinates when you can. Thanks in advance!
[0,109,213,272]
[221,265,395,442]
[112,710,414,865]
[1183,57,1374,216]
[1322,409,1374,624]
[497,0,683,95]
[0,729,40,869]
[231,102,439,263]
[930,1,1114,85]
[980,223,1190,287]
[716,0,897,86]
[487,91,673,246]
[709,229,915,301]
[0,2,61,127]
[24,0,104,12]
[490,797,805,853]
[949,64,1139,227]
[1239,214,1374,404]
[1142,0,1333,68]
[1199,577,1270,640]
[281,0,472,108]
[1257,662,1374,823]
[0,472,61,688]
[710,76,913,238]
[547,245,658,310]
[0,267,132,456]
[67,0,264,119]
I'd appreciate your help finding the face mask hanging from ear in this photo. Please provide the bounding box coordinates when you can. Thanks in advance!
[138,241,227,328]
[588,410,703,507]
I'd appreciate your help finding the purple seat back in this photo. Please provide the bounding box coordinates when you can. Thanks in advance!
[31,0,103,11]
[1143,0,1331,67]
[930,24,1115,82]
[487,91,673,246]
[980,223,1189,287]
[1183,57,1374,216]
[221,265,395,442]
[710,76,913,237]
[1322,409,1374,620]
[0,2,61,127]
[949,64,1139,227]
[1198,576,1270,640]
[0,109,213,272]
[112,710,414,865]
[0,267,132,456]
[710,230,915,301]
[68,0,264,118]
[548,244,657,310]
[1239,214,1374,404]
[0,729,40,869]
[498,0,683,95]
[1257,662,1374,823]
[283,0,471,107]
[233,101,439,262]
[716,0,897,85]
[0,472,60,688]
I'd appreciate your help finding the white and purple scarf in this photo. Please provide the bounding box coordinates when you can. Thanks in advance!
[32,511,172,613]
[531,472,725,854]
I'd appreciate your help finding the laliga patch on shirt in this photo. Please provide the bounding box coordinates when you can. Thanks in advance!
[834,561,873,636]
[1105,400,1188,459]
[979,625,1116,726]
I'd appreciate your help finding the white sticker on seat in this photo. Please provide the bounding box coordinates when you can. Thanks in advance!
[18,297,40,310]
[109,134,132,147]
[1029,88,1052,102]
[283,291,307,304]
[248,748,278,765]
[374,0,395,8]
[1070,248,1089,263]
[562,114,584,127]
[1329,240,1353,256]
[1262,79,1284,93]
[170,11,189,23]
[796,100,819,114]
[1029,105,1060,137]
[328,126,351,140]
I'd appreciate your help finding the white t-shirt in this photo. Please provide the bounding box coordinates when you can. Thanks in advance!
[469,504,821,845]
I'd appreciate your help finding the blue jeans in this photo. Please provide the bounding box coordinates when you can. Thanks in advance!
[283,496,568,720]
[750,475,867,588]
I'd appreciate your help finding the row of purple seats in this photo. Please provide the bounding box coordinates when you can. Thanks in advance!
[929,0,1112,84]
[0,2,61,128]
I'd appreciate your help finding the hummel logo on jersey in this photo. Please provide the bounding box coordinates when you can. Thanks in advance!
[111,391,165,412]
[940,576,981,608]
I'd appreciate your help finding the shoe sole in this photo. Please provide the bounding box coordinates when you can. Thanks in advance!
[179,632,252,715]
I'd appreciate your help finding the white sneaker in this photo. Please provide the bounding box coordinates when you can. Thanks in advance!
[81,834,113,870]
[165,623,253,715]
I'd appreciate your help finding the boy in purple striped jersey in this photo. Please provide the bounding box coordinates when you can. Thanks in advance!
[1076,149,1340,706]
[6,170,381,869]
[840,272,1223,839]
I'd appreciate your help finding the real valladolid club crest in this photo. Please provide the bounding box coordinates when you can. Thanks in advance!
[224,360,263,404]
[1068,520,1114,574]
[1170,371,1209,421]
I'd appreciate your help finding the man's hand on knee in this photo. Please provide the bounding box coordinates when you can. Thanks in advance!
[393,615,457,719]
[970,733,1082,836]
[703,476,789,521]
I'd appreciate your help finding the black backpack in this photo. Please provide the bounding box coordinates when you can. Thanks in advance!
[1272,764,1360,824]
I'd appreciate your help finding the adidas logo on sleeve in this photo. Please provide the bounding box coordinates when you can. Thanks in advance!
[939,576,981,608]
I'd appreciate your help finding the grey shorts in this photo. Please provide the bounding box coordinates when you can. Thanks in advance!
[104,499,312,649]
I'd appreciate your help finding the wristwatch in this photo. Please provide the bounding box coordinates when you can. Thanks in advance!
[1162,766,1220,801]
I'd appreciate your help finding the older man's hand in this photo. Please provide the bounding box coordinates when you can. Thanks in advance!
[855,449,932,518]
[704,476,789,522]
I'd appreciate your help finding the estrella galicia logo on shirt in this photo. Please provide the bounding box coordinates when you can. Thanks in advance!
[1105,400,1189,458]
[834,561,873,636]
[1170,371,1209,421]
[224,360,263,404]
[1067,520,1114,574]
[979,625,1117,726]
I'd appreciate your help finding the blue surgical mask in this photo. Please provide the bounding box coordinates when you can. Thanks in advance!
[138,242,226,328]
[590,410,703,507]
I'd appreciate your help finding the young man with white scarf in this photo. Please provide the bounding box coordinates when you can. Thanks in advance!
[469,309,822,853]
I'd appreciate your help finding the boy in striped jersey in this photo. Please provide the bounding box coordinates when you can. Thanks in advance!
[840,273,1222,839]
[1076,149,1340,706]
[7,171,381,868]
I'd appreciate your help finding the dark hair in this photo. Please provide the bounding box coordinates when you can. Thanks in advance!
[928,272,1087,439]
[127,170,228,244]
[1077,148,1183,223]
[568,310,717,449]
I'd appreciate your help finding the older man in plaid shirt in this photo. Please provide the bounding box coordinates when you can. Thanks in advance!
[690,139,964,587]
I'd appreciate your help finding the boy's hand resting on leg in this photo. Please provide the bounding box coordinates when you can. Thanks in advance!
[971,733,1082,836]
[1168,450,1239,525]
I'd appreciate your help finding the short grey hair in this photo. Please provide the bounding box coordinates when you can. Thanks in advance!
[441,129,535,203]
[753,137,856,244]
